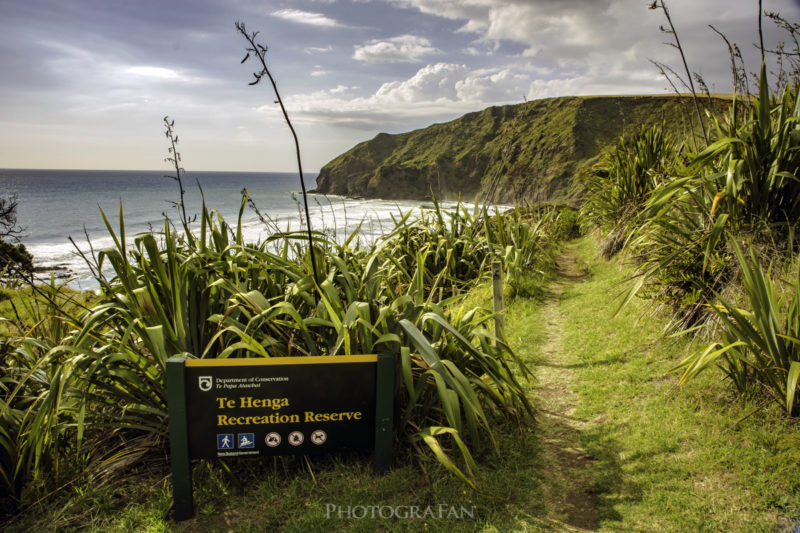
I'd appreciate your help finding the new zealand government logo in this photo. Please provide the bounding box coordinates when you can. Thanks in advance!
[198,376,213,392]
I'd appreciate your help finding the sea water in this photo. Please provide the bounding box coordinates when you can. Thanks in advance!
[0,169,468,290]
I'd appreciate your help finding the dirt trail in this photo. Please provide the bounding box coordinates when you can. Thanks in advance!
[535,247,599,531]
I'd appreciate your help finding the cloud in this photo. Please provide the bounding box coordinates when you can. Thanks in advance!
[271,8,343,28]
[377,0,793,96]
[329,85,355,94]
[455,68,532,102]
[264,44,681,131]
[384,0,625,58]
[305,45,334,54]
[125,66,183,80]
[259,62,536,128]
[35,39,215,91]
[353,35,440,63]
[122,65,212,85]
[373,62,468,102]
[525,67,664,101]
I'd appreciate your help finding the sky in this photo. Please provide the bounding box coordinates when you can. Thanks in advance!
[1,0,799,173]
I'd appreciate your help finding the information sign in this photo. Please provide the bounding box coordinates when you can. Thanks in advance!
[166,354,394,520]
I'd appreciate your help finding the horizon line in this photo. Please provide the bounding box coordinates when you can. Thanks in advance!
[0,167,320,174]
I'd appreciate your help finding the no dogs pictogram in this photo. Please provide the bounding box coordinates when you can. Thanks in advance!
[311,430,327,445]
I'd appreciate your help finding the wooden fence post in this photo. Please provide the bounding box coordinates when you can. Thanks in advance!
[492,260,505,345]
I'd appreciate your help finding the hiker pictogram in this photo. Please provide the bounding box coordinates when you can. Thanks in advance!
[217,433,234,449]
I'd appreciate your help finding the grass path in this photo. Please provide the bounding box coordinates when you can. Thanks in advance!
[532,247,598,530]
[504,236,800,532]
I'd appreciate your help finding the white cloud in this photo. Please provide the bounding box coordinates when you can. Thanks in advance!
[271,9,343,28]
[125,66,179,79]
[264,43,685,130]
[115,64,214,87]
[386,0,622,58]
[305,45,334,54]
[374,62,468,102]
[525,67,665,101]
[353,35,439,63]
[377,0,792,97]
[124,66,185,81]
[259,62,538,128]
[38,39,214,91]
[329,85,354,94]
[456,68,531,102]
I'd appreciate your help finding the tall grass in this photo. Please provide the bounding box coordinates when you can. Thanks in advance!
[695,66,800,228]
[582,66,800,414]
[677,242,800,416]
[630,68,799,324]
[0,197,561,502]
[0,280,87,499]
[581,122,683,258]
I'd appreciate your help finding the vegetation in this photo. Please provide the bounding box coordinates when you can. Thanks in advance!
[5,238,799,532]
[540,239,800,531]
[313,94,710,204]
[0,21,567,520]
[0,190,570,508]
[678,242,800,416]
[580,121,683,258]
[0,195,33,278]
[581,60,800,415]
[3,4,800,529]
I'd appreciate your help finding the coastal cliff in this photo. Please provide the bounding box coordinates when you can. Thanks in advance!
[314,95,710,203]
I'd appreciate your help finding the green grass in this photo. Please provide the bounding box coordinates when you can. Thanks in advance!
[0,286,93,337]
[556,236,800,531]
[3,427,550,532]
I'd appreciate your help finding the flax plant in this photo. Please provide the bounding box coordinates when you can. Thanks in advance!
[609,66,800,328]
[677,242,800,416]
[581,122,683,258]
[0,280,87,500]
[0,194,555,500]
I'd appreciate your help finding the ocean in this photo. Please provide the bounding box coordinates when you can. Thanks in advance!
[0,169,455,290]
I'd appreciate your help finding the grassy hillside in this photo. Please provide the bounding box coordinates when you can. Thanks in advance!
[313,94,717,203]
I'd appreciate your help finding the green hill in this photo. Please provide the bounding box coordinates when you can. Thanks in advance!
[313,94,716,203]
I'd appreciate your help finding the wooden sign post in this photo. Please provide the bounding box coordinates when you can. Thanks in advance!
[166,354,395,521]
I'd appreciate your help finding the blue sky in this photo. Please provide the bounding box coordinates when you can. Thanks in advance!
[1,0,798,172]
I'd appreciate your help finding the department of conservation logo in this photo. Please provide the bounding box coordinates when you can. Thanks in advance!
[198,376,213,392]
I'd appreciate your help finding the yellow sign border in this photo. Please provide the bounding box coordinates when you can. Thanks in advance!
[184,355,377,367]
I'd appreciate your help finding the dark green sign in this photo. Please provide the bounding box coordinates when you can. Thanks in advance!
[166,354,394,521]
